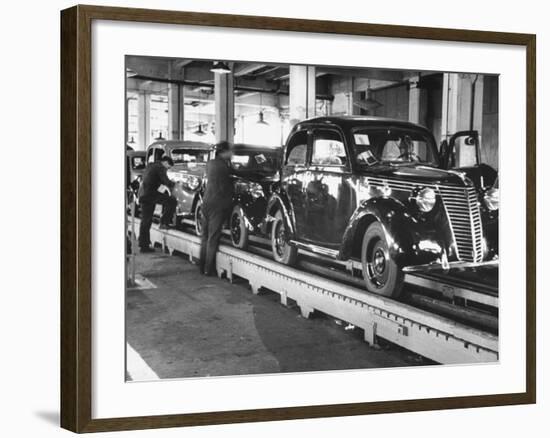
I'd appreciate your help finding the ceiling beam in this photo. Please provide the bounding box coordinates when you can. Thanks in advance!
[317,67,405,82]
[233,63,266,76]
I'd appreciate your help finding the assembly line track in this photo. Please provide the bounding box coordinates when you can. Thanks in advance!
[129,220,499,365]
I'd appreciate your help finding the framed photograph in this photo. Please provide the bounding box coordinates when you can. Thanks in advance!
[60,4,536,433]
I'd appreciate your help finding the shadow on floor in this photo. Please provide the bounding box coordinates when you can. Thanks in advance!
[34,410,59,427]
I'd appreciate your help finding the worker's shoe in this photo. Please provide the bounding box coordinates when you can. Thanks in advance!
[140,246,155,253]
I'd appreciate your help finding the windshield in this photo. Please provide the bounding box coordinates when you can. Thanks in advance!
[230,150,280,175]
[170,149,210,165]
[353,127,438,167]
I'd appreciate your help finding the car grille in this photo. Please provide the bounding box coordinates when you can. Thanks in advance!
[366,177,484,263]
[437,186,483,263]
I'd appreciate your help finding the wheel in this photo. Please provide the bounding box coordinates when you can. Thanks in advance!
[230,205,249,249]
[194,199,204,236]
[271,210,297,265]
[361,221,404,298]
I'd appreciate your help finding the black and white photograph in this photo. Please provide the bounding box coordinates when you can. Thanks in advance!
[125,56,500,380]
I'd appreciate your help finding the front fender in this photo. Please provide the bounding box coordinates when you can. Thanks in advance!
[340,198,445,266]
[264,192,295,238]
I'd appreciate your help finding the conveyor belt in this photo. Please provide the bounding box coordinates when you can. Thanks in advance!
[129,219,499,365]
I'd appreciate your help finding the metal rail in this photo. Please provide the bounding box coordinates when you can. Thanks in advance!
[185,218,498,310]
[131,220,498,365]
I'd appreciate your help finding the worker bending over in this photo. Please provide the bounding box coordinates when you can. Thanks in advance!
[138,155,177,253]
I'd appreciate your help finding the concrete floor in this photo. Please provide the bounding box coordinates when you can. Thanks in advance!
[126,250,428,381]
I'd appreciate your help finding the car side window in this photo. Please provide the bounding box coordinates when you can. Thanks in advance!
[146,148,155,164]
[312,129,347,166]
[286,131,308,166]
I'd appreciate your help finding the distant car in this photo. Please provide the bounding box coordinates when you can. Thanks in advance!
[266,116,499,298]
[228,144,283,249]
[440,130,498,256]
[126,150,146,210]
[439,130,498,189]
[145,140,214,233]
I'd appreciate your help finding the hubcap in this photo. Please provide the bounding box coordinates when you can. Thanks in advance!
[231,213,241,243]
[366,239,389,288]
[275,221,287,257]
[373,248,386,275]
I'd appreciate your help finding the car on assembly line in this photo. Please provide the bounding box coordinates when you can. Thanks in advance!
[228,144,283,249]
[265,116,499,298]
[145,140,214,234]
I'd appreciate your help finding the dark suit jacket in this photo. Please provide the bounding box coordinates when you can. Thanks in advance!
[138,162,175,200]
[203,156,234,210]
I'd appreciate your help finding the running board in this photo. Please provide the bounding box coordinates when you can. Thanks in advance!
[403,260,499,273]
[290,240,340,258]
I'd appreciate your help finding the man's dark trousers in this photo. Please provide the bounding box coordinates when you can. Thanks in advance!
[138,192,177,249]
[199,202,230,275]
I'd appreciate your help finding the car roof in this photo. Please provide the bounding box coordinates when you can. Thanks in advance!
[293,115,431,133]
[126,150,146,156]
[148,140,213,151]
[232,143,282,152]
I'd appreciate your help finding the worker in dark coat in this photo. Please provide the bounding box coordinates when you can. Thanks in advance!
[199,141,234,275]
[138,155,177,253]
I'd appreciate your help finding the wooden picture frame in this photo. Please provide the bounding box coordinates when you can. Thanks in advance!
[60,4,536,433]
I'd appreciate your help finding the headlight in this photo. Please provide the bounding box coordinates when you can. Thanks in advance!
[249,183,264,199]
[167,170,176,179]
[484,187,499,211]
[187,176,200,191]
[415,187,436,212]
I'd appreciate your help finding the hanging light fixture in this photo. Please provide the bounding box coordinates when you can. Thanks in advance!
[155,131,164,140]
[257,111,269,125]
[210,61,231,74]
[194,123,206,136]
[257,93,269,125]
[126,68,138,78]
[361,79,383,111]
[128,136,135,144]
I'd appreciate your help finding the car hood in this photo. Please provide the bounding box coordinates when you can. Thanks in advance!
[357,164,471,187]
[170,163,206,177]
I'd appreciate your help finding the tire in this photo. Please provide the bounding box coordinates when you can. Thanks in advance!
[361,221,404,298]
[271,210,297,265]
[230,206,249,249]
[194,199,204,236]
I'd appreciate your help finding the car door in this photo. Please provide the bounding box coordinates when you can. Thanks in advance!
[281,129,310,238]
[304,128,353,246]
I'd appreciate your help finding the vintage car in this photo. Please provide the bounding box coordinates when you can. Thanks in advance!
[145,140,214,233]
[265,116,499,298]
[228,144,283,249]
[126,149,146,210]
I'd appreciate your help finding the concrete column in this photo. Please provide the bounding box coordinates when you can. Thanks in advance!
[168,84,184,140]
[441,73,484,138]
[214,72,234,143]
[471,76,484,134]
[137,92,150,150]
[441,73,484,165]
[289,65,316,125]
[408,75,427,125]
